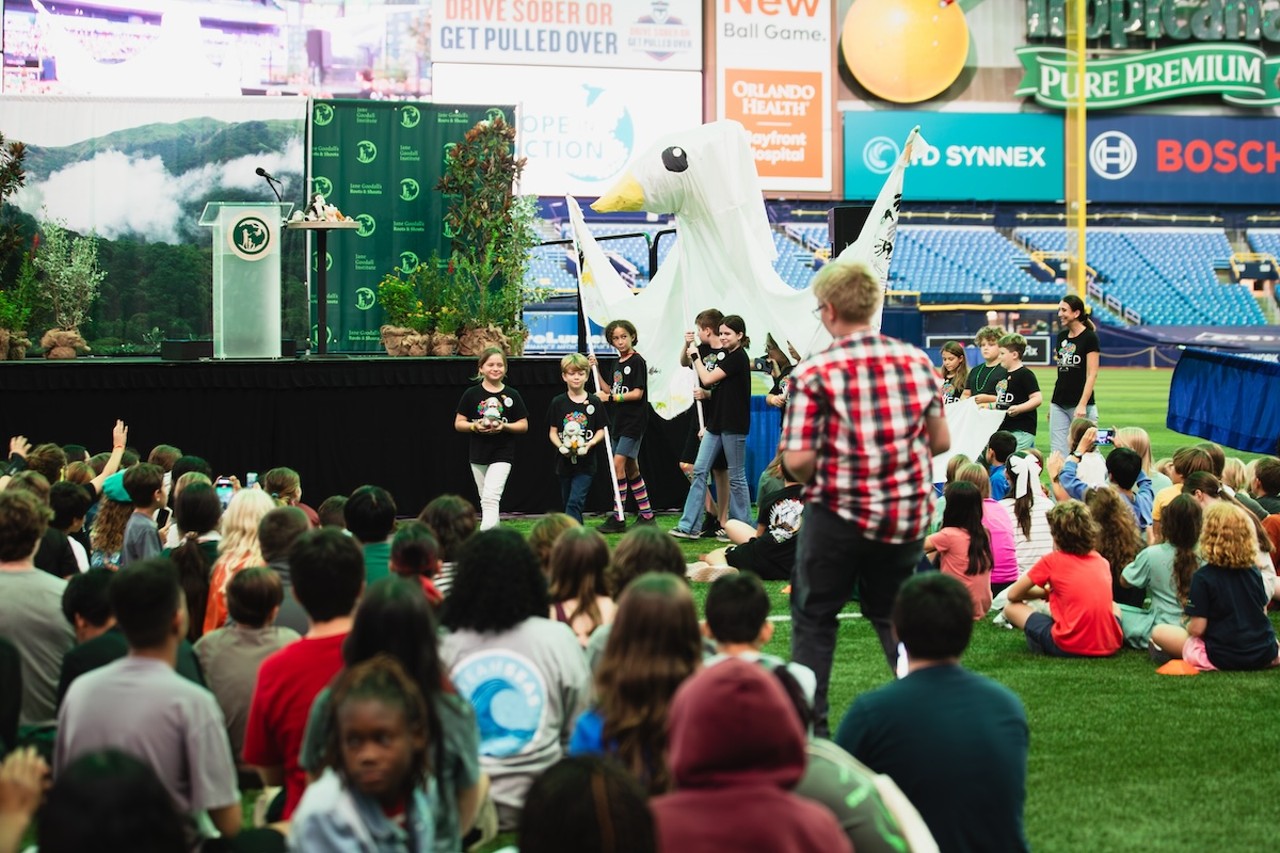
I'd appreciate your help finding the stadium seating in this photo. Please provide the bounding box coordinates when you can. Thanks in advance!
[1017,228,1263,326]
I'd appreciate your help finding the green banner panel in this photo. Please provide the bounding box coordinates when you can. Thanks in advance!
[308,100,512,352]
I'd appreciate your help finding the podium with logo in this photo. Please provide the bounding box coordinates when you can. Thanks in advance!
[199,202,293,359]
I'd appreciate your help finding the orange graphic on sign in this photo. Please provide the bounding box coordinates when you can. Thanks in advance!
[723,68,823,179]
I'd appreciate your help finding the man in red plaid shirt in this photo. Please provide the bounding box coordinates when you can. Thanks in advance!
[781,260,950,735]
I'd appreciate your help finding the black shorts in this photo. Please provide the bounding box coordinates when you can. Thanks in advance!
[681,416,728,469]
[724,538,791,581]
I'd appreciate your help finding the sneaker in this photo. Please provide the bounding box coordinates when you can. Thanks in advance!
[687,563,738,583]
[713,528,730,543]
[634,514,656,526]
[669,528,700,540]
[700,512,719,535]
[597,516,627,534]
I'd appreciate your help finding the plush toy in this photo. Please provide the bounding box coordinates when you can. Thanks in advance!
[40,328,89,360]
[559,420,592,462]
[481,398,507,426]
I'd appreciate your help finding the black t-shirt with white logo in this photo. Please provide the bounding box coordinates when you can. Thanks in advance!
[697,342,724,421]
[547,392,608,476]
[608,351,648,439]
[708,347,750,435]
[456,383,528,465]
[1051,328,1099,407]
[996,366,1039,435]
[965,363,1007,398]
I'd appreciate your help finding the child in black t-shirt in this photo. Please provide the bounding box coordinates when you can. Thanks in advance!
[679,308,731,539]
[454,346,529,530]
[991,333,1041,452]
[687,478,805,583]
[592,320,655,533]
[938,340,968,406]
[963,325,1007,404]
[547,354,608,523]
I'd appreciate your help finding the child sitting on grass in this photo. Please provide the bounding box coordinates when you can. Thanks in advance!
[924,481,994,621]
[703,571,816,703]
[290,656,434,851]
[1003,500,1123,658]
[1150,502,1280,671]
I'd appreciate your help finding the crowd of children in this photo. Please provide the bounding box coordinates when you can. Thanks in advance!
[1,297,1279,853]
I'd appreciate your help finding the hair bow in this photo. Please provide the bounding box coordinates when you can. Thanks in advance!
[1008,454,1042,500]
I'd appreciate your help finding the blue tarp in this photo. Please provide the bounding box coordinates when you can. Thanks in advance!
[1168,348,1280,454]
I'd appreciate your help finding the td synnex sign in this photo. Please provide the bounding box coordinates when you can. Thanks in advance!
[1086,115,1280,203]
[844,112,1063,201]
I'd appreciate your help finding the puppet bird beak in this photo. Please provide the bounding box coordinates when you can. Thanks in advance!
[591,173,645,213]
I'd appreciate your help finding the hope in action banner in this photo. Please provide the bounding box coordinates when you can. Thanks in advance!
[309,101,502,351]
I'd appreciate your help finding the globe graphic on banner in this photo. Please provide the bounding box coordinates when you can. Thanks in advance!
[565,85,635,184]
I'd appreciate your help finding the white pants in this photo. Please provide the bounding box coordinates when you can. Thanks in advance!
[470,462,512,530]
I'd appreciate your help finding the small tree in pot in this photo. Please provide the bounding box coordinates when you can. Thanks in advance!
[32,218,107,358]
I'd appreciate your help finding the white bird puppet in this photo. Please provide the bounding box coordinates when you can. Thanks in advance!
[568,119,921,418]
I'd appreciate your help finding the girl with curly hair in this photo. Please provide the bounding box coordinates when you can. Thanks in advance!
[439,529,590,831]
[1085,486,1145,608]
[1151,502,1280,671]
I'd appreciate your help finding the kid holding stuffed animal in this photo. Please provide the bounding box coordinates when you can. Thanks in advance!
[591,320,656,532]
[548,354,609,523]
[455,347,528,530]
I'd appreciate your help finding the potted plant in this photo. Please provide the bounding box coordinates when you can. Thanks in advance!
[377,251,467,356]
[435,115,540,356]
[32,218,106,358]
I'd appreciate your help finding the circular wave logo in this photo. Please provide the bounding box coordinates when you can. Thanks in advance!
[399,178,420,202]
[355,287,376,310]
[399,251,420,273]
[1089,131,1138,180]
[311,251,333,272]
[400,105,421,128]
[356,140,378,164]
[862,136,900,175]
[355,214,376,237]
[312,176,334,198]
[313,103,335,126]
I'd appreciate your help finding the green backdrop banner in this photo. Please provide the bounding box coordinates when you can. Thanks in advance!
[308,100,510,352]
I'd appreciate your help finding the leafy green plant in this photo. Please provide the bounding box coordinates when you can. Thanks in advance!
[435,115,538,333]
[0,249,37,331]
[377,251,469,334]
[32,218,107,330]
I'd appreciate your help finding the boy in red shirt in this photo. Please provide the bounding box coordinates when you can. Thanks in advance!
[242,528,365,817]
[1002,500,1122,657]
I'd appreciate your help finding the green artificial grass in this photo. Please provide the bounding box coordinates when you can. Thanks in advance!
[496,367,1280,852]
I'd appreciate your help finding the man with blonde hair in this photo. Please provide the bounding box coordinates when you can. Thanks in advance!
[781,261,950,735]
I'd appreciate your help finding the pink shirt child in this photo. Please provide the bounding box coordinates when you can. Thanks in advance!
[982,498,1019,586]
[930,526,994,619]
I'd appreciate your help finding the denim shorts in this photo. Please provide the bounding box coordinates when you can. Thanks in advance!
[614,435,642,460]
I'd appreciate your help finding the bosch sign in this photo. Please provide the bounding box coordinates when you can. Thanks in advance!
[1155,138,1280,173]
[1086,114,1280,203]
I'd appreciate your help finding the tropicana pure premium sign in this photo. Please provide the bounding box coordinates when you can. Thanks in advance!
[1019,0,1280,108]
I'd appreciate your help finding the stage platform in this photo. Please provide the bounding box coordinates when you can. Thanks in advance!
[1,356,782,518]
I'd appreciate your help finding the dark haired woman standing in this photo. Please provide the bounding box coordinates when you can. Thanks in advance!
[1050,294,1100,456]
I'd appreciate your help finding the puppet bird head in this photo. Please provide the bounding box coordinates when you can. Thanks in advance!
[591,120,767,231]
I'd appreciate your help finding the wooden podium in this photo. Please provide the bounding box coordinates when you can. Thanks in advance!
[287,219,359,356]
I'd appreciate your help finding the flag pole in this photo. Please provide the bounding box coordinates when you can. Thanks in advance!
[680,283,706,436]
[567,217,626,522]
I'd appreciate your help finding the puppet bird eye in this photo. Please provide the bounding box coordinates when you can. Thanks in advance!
[661,146,689,173]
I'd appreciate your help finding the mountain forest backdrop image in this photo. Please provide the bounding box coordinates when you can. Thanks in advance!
[1,98,308,352]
